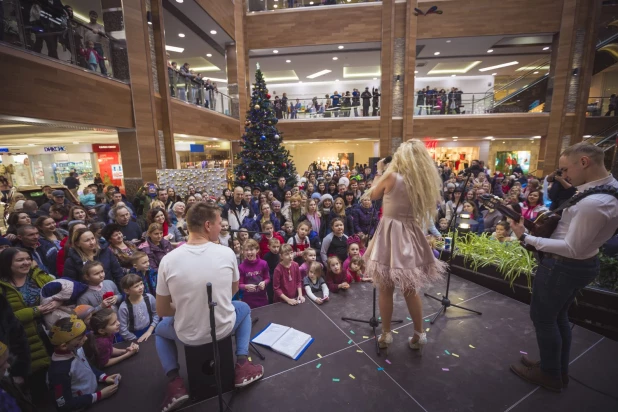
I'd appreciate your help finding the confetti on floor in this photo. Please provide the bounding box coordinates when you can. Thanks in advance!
[469,345,476,349]
[445,350,451,355]
[349,374,356,380]
[350,330,355,335]
[442,368,450,372]
[332,378,340,382]
[363,336,369,339]
[385,359,392,365]
[316,364,321,369]
[348,339,353,344]
[356,350,363,353]
[426,328,430,332]
[317,354,322,358]
[424,319,430,322]
[452,353,460,358]
[458,298,464,301]
[406,317,412,321]
[377,367,384,371]
[392,330,399,334]
[437,293,442,295]
[520,351,528,355]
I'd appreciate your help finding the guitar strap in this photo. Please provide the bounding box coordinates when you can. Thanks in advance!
[553,184,618,234]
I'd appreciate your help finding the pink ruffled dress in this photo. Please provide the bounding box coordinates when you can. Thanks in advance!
[364,173,446,292]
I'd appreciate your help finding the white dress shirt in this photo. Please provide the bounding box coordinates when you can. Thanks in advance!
[525,174,618,259]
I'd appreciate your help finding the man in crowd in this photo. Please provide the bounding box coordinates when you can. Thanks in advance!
[361,87,372,116]
[155,202,264,411]
[40,190,71,215]
[105,190,135,221]
[16,225,51,273]
[272,177,290,203]
[81,10,108,76]
[63,172,80,197]
[157,188,174,211]
[113,206,142,242]
[222,187,254,231]
[23,200,44,220]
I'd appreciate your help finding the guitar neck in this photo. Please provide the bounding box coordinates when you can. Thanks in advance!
[495,205,536,231]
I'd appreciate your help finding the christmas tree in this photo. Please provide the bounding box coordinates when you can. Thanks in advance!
[234,65,297,189]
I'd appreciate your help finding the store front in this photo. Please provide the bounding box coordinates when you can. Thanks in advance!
[175,141,231,169]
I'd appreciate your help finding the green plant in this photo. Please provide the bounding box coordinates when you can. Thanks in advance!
[595,253,618,293]
[447,233,536,290]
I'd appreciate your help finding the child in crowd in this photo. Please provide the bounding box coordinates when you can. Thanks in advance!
[326,256,350,293]
[47,316,120,411]
[79,187,96,208]
[347,256,367,283]
[258,220,284,257]
[73,304,97,329]
[491,221,515,243]
[299,248,321,279]
[320,218,349,263]
[288,221,311,264]
[273,244,305,306]
[129,252,157,296]
[77,262,123,311]
[237,228,250,247]
[342,235,363,275]
[229,237,242,265]
[438,218,449,235]
[303,262,329,305]
[238,239,270,309]
[80,41,104,72]
[84,308,139,369]
[118,274,159,342]
[263,238,281,304]
[219,219,231,246]
[281,221,294,243]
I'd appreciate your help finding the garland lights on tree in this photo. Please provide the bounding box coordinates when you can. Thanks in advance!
[234,64,297,189]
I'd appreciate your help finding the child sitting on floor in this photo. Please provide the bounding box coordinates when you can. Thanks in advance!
[76,262,123,311]
[129,251,157,296]
[263,238,281,304]
[303,262,329,305]
[84,308,139,369]
[288,221,311,264]
[326,256,349,293]
[342,235,363,278]
[258,220,284,258]
[347,256,368,283]
[239,239,270,309]
[47,316,120,411]
[118,274,159,343]
[273,244,305,306]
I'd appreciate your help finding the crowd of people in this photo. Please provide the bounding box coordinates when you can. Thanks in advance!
[416,86,466,115]
[167,61,221,109]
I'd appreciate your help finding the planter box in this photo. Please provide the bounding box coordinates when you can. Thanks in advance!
[441,254,618,341]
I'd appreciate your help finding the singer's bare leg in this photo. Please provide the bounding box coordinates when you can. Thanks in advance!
[378,284,395,332]
[403,289,424,344]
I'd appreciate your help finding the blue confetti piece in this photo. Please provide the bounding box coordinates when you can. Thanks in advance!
[424,319,430,322]
[445,350,451,355]
[377,367,384,371]
[348,339,353,344]
[316,363,321,369]
[406,317,412,321]
[350,330,355,335]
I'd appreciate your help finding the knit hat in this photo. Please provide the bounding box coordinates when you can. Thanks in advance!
[319,194,333,207]
[41,278,89,305]
[446,183,456,189]
[0,341,7,358]
[311,193,321,200]
[73,305,97,320]
[48,315,86,345]
[14,200,25,211]
[338,177,349,188]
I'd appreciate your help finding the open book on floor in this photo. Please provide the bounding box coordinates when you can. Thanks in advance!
[251,323,314,360]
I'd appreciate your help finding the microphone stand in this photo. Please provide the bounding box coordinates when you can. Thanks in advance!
[342,196,402,356]
[207,282,225,412]
[423,171,482,323]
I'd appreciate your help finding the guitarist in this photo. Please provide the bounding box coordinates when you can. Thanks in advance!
[509,143,618,392]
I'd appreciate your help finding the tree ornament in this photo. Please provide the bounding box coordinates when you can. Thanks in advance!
[282,163,287,167]
[260,135,266,141]
[254,104,260,109]
[274,134,280,139]
[241,175,246,180]
[266,94,271,99]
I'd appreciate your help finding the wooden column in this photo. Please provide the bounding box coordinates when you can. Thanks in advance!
[121,0,162,185]
[379,0,395,156]
[151,0,177,169]
[402,0,418,141]
[234,0,249,137]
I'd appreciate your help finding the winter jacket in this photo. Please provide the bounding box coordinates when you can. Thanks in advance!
[0,293,30,379]
[0,268,55,373]
[62,246,124,286]
[37,232,66,278]
[222,200,255,231]
[352,205,379,236]
[138,237,173,271]
[244,212,281,233]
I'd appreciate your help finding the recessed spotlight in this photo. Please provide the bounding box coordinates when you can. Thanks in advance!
[492,73,497,76]
[414,70,418,74]
[332,57,338,60]
[273,50,278,53]
[452,136,458,139]
[434,52,440,56]
[543,46,550,51]
[487,49,493,53]
[175,0,183,3]
[178,33,185,38]
[373,77,377,80]
[286,59,291,63]
[298,81,302,83]
[210,30,217,35]
[28,144,36,146]
[335,79,340,82]
[583,135,592,138]
[274,4,278,7]
[338,45,344,49]
[533,71,538,74]
[73,142,80,145]
[309,1,314,4]
[451,74,456,77]
[206,53,212,57]
[446,40,451,43]
[503,141,506,144]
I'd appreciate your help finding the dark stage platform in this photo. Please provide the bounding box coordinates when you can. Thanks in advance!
[78,274,617,412]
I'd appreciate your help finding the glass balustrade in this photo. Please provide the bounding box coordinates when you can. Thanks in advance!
[247,0,382,13]
[167,67,233,117]
[586,96,617,117]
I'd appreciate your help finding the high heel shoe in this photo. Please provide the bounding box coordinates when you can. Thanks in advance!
[408,330,427,355]
[378,331,393,349]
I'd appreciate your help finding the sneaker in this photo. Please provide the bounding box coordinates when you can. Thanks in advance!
[235,361,264,388]
[161,376,190,412]
[520,355,569,387]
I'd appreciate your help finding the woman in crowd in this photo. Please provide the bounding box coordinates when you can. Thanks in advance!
[102,223,138,275]
[167,187,181,203]
[327,181,338,197]
[283,194,305,231]
[520,190,548,221]
[353,197,379,237]
[250,202,281,232]
[147,207,183,243]
[223,188,232,203]
[343,191,356,210]
[55,221,87,277]
[62,228,123,286]
[300,198,321,236]
[317,181,327,195]
[4,212,31,240]
[321,197,354,238]
[185,194,197,206]
[461,200,483,234]
[0,247,56,402]
[138,223,173,271]
[281,190,293,213]
[170,202,188,239]
[67,205,92,225]
[271,200,286,227]
[35,216,67,277]
[522,178,541,198]
[508,186,523,203]
[305,182,315,198]
[444,188,464,221]
[318,194,333,217]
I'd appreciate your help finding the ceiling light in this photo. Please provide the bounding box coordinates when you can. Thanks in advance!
[434,52,440,55]
[274,4,278,7]
[338,45,344,49]
[186,141,196,145]
[414,70,418,74]
[373,77,377,80]
[306,69,332,79]
[206,53,212,57]
[309,1,314,4]
[532,136,541,139]
[175,0,183,3]
[273,50,278,53]
[451,74,456,77]
[479,61,518,72]
[492,73,497,75]
[332,57,338,60]
[165,45,184,53]
[485,136,494,139]
[178,33,185,38]
[487,49,493,53]
[543,46,550,51]
[427,61,481,74]
[28,144,36,146]
[446,40,451,43]
[285,59,291,63]
[583,135,592,138]
[452,136,458,139]
[210,30,217,35]
[335,79,339,82]
[73,142,80,145]
[298,81,302,83]
[533,71,538,74]
[147,21,152,25]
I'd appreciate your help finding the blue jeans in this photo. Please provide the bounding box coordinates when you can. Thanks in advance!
[530,256,599,377]
[94,43,108,75]
[155,301,252,375]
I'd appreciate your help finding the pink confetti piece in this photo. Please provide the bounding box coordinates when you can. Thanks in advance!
[385,359,392,365]
[520,351,528,355]
[442,368,450,371]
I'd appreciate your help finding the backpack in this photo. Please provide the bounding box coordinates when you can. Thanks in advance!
[126,294,153,333]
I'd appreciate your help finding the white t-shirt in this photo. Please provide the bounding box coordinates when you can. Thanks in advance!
[156,242,239,345]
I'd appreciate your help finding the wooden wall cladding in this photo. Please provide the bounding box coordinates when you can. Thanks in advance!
[277,119,380,141]
[412,114,550,137]
[196,0,235,40]
[245,4,382,49]
[171,100,239,140]
[413,0,563,39]
[0,46,134,129]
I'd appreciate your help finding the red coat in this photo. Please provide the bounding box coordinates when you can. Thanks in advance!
[56,237,69,277]
[259,233,284,257]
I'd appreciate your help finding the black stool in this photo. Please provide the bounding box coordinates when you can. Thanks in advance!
[184,334,235,401]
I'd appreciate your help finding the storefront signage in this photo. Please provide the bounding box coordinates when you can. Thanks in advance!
[44,146,66,152]
[111,164,124,179]
[424,141,437,150]
[0,148,9,153]
[190,144,205,153]
[92,144,120,153]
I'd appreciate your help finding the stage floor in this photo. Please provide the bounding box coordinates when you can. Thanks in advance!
[80,274,617,412]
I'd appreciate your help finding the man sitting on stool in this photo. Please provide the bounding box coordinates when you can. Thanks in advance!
[155,202,264,412]
[509,142,618,392]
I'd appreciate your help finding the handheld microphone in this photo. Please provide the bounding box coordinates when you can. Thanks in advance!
[206,282,214,305]
[384,156,392,165]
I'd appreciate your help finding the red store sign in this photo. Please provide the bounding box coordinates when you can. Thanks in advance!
[92,144,119,153]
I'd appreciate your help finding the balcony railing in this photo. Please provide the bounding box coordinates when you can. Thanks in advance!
[247,0,381,13]
[168,67,233,117]
[1,0,127,82]
[586,96,617,117]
